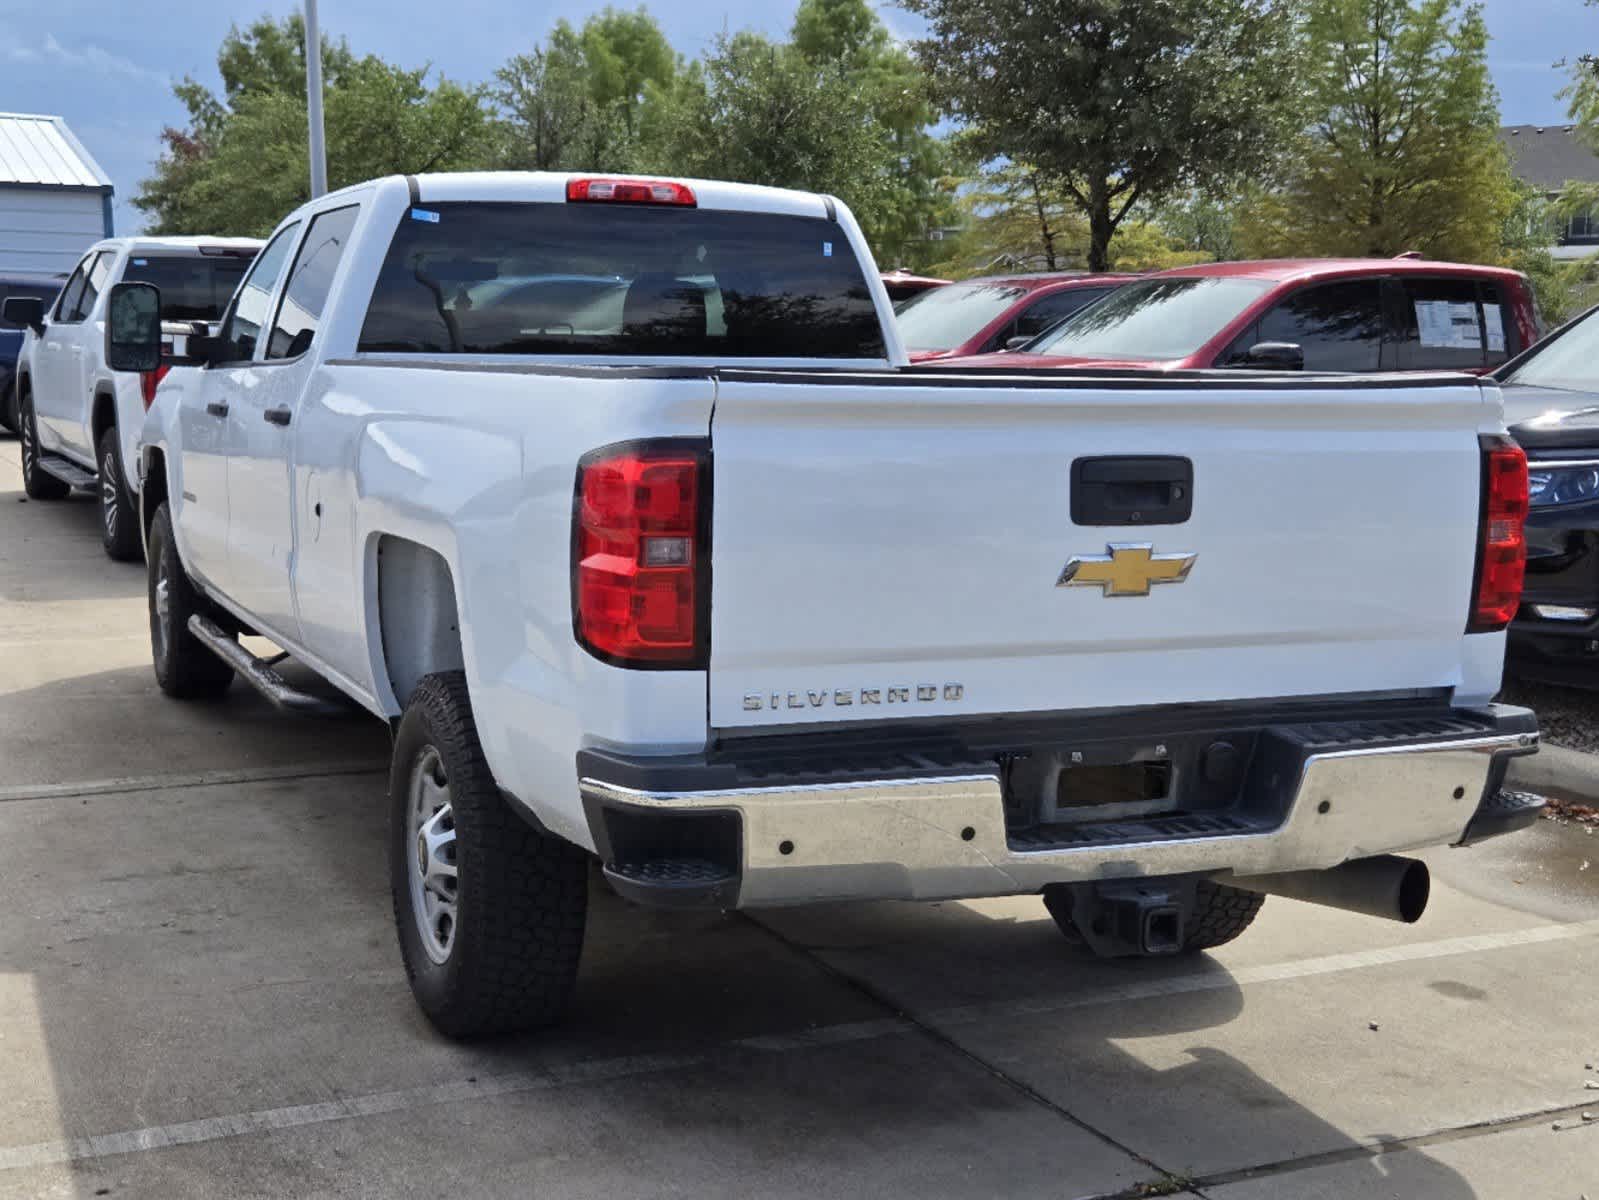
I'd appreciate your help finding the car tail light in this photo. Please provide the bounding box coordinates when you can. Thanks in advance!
[1468,435,1529,632]
[140,363,171,410]
[566,177,696,206]
[574,440,709,667]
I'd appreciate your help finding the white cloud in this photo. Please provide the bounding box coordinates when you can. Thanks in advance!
[5,33,167,84]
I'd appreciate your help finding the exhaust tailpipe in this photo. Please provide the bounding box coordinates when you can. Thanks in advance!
[1228,855,1430,924]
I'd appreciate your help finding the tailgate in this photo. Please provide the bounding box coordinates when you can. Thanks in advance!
[708,372,1494,730]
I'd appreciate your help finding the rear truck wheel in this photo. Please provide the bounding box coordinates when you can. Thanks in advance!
[390,671,588,1038]
[1043,878,1265,955]
[19,391,68,500]
[97,427,143,562]
[147,501,235,699]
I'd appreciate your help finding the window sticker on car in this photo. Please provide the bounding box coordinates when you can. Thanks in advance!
[132,258,148,266]
[1414,299,1480,349]
[410,208,441,224]
[823,242,833,257]
[1483,303,1505,352]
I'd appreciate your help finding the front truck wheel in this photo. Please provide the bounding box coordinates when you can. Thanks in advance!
[98,427,143,561]
[19,391,68,500]
[147,501,234,699]
[390,672,588,1038]
[1043,878,1265,954]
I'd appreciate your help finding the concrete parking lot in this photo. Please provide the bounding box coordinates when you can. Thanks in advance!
[2,436,1598,1199]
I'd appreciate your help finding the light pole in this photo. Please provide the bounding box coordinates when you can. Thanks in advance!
[304,0,328,198]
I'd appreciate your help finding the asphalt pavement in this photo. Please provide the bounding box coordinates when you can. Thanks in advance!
[2,433,1598,1199]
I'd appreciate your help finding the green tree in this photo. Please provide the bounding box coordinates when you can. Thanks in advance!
[1239,0,1515,262]
[638,0,955,267]
[492,7,678,171]
[137,16,491,235]
[905,0,1298,271]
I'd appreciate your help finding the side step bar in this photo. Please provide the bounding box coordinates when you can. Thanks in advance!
[37,452,97,489]
[186,615,347,716]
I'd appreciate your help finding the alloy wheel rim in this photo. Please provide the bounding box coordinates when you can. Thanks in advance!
[101,452,118,538]
[152,558,170,662]
[406,746,458,965]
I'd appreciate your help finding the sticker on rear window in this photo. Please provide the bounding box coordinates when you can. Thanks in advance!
[823,242,833,257]
[410,208,440,224]
[132,258,148,265]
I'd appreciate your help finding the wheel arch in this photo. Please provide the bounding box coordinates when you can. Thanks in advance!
[90,384,118,450]
[368,534,465,717]
[140,445,169,546]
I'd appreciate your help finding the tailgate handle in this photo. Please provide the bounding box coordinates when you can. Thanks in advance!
[1071,456,1193,526]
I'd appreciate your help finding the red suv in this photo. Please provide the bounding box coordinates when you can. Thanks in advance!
[930,259,1539,373]
[895,271,1134,362]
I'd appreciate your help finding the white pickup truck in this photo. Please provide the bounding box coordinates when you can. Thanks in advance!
[102,172,1542,1038]
[3,236,260,559]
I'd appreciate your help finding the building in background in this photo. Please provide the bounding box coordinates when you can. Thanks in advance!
[0,112,114,274]
[1500,124,1599,261]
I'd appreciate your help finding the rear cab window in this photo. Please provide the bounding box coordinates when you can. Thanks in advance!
[122,251,256,323]
[357,202,885,359]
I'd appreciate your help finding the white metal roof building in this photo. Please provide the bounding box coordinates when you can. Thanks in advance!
[0,112,114,275]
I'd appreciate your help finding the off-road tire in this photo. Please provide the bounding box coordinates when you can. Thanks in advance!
[98,427,143,561]
[19,391,68,500]
[147,501,235,699]
[1043,879,1265,954]
[390,671,588,1038]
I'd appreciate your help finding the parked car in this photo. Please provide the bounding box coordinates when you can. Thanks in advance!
[0,272,66,432]
[106,171,1538,1038]
[880,268,950,306]
[930,258,1539,373]
[3,236,261,559]
[895,271,1134,361]
[1489,303,1599,685]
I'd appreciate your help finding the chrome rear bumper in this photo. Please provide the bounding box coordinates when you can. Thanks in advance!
[578,706,1539,909]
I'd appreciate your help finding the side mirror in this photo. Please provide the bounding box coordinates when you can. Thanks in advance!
[2,295,45,334]
[1004,335,1032,352]
[105,282,162,372]
[1241,341,1304,371]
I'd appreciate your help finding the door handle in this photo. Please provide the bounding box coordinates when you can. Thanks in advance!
[263,407,292,427]
[1071,456,1194,526]
[205,402,229,418]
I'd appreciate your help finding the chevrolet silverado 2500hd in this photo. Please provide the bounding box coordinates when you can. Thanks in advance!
[104,172,1542,1038]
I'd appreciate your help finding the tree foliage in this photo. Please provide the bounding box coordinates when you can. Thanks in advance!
[1238,0,1515,262]
[636,0,956,267]
[905,0,1298,271]
[492,8,678,172]
[136,16,490,236]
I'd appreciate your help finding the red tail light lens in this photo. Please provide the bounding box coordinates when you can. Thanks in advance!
[566,177,697,206]
[1468,435,1529,632]
[139,363,171,410]
[574,441,709,667]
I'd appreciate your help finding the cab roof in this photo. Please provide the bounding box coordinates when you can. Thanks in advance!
[1152,257,1526,284]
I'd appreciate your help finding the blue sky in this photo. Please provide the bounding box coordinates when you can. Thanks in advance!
[0,0,1583,234]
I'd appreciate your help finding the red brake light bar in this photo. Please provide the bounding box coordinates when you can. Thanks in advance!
[566,178,696,207]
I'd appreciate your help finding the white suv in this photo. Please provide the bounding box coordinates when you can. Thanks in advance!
[4,236,260,559]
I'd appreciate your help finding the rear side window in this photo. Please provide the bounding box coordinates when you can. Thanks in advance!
[358,202,884,358]
[1011,288,1111,344]
[217,222,301,363]
[1230,279,1385,371]
[122,254,254,322]
[1390,278,1486,370]
[268,205,359,360]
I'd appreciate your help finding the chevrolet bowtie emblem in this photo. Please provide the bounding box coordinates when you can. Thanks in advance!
[1056,542,1196,597]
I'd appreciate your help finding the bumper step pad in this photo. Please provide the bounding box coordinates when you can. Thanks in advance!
[603,858,739,910]
[1460,788,1547,845]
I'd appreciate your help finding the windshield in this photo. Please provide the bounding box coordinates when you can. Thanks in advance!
[1505,306,1599,392]
[894,282,1026,352]
[122,255,255,322]
[358,202,883,358]
[1025,277,1270,360]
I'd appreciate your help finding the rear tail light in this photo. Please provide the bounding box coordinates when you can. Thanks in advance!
[140,363,171,410]
[566,177,696,206]
[573,440,709,667]
[1468,434,1529,632]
